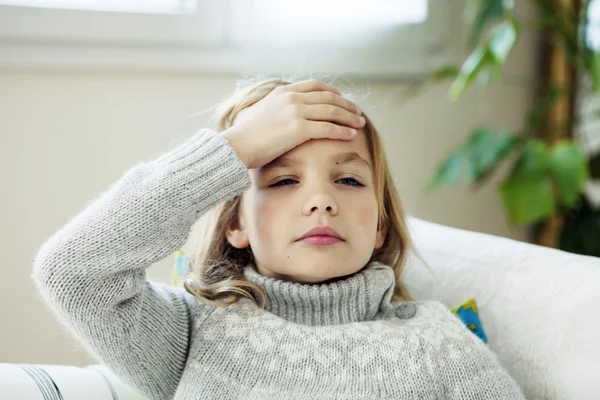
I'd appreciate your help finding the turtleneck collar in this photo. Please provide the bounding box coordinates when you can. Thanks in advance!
[242,262,396,326]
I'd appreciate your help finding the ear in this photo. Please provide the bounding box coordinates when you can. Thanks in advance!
[374,219,388,250]
[226,217,250,249]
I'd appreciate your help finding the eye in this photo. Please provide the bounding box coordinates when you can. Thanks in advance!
[270,178,298,187]
[337,177,364,187]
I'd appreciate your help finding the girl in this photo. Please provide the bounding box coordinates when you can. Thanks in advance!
[33,79,524,399]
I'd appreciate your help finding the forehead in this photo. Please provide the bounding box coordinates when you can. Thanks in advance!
[267,130,372,168]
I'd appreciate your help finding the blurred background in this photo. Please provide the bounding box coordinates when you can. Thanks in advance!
[1,0,598,366]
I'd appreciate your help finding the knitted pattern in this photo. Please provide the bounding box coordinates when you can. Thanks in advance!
[32,129,525,399]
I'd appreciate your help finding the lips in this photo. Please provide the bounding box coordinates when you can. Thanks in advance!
[296,226,344,246]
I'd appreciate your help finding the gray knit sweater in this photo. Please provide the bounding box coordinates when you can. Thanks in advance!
[32,129,525,400]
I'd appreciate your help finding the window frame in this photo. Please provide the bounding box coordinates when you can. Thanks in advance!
[0,0,460,78]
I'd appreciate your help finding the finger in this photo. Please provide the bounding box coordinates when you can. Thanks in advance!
[301,91,362,115]
[286,79,341,95]
[303,120,357,141]
[303,104,366,129]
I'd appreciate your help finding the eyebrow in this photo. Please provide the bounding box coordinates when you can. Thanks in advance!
[260,151,372,172]
[333,151,372,169]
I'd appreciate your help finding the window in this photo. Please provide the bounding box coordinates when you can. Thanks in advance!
[231,0,428,47]
[228,0,455,77]
[0,0,458,77]
[0,0,197,14]
[0,1,223,46]
[578,0,600,154]
[587,0,600,51]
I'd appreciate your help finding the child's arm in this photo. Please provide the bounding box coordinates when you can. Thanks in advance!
[32,129,250,400]
[32,79,364,399]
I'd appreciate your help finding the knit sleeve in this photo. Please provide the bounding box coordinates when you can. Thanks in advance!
[426,303,526,399]
[31,129,251,400]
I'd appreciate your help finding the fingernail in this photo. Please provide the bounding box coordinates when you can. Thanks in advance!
[350,128,358,136]
[358,116,365,124]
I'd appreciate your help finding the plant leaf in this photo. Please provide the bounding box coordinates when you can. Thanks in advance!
[432,65,461,80]
[466,128,517,181]
[593,52,600,93]
[487,19,519,65]
[425,128,517,191]
[468,0,513,48]
[426,149,469,191]
[449,47,491,99]
[449,18,518,100]
[499,174,556,225]
[500,140,556,225]
[549,140,590,208]
[510,139,552,176]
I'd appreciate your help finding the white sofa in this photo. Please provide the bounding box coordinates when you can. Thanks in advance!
[404,218,600,400]
[2,218,599,399]
[0,363,145,400]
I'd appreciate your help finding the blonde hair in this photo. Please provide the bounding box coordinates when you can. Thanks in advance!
[184,78,420,309]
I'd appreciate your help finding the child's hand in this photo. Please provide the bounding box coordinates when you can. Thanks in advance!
[222,79,366,169]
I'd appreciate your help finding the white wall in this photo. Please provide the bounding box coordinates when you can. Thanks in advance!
[0,7,538,366]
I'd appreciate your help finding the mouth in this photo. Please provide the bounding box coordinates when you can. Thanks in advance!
[296,235,344,246]
[296,226,344,246]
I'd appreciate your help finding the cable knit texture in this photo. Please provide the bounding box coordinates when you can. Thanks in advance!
[32,129,525,399]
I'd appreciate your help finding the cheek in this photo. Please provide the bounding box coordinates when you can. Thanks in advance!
[246,191,283,234]
[353,195,380,231]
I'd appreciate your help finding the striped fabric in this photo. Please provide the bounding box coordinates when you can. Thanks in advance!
[0,364,146,400]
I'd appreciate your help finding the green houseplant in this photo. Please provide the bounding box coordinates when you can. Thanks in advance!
[421,0,600,256]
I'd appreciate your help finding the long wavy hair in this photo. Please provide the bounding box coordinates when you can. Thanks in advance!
[183,78,420,309]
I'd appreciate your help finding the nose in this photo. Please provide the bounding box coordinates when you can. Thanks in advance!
[302,193,338,216]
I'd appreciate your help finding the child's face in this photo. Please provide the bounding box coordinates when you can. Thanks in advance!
[227,131,386,284]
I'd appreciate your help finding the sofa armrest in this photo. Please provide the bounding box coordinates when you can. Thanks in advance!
[0,363,146,400]
[404,217,600,399]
